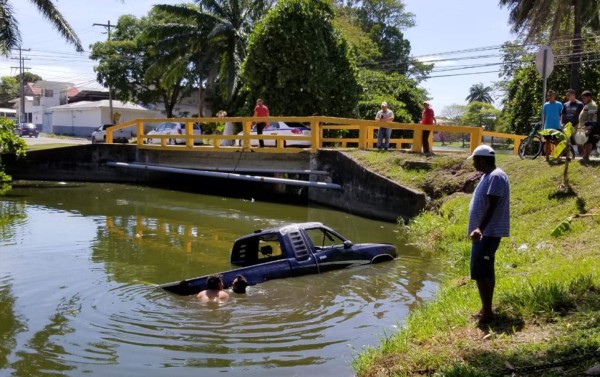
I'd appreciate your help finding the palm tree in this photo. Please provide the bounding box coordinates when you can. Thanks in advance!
[499,0,600,94]
[0,0,82,54]
[466,83,494,104]
[151,0,272,110]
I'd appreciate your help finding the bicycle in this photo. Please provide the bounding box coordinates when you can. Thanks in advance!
[518,121,575,160]
[518,121,543,159]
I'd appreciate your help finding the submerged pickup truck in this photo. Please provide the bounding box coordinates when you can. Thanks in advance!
[160,222,397,296]
[91,124,132,144]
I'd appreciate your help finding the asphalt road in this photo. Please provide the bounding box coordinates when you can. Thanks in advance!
[20,134,91,146]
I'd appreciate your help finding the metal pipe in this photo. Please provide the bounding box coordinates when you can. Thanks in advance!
[107,162,341,190]
[154,165,330,176]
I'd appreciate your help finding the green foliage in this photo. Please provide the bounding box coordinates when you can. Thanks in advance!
[0,0,82,54]
[461,101,501,130]
[242,0,360,116]
[356,69,425,122]
[0,77,18,108]
[335,0,418,76]
[0,118,26,188]
[90,13,192,117]
[465,82,493,104]
[352,154,600,376]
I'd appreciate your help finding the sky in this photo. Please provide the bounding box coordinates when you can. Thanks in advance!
[1,0,517,115]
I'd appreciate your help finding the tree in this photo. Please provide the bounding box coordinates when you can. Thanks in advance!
[0,77,18,108]
[462,101,501,131]
[333,0,428,78]
[0,0,82,54]
[356,69,425,122]
[499,0,600,94]
[90,14,192,118]
[0,118,26,193]
[242,0,360,117]
[466,83,494,104]
[151,0,272,113]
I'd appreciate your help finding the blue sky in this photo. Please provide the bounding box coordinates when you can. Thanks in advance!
[1,0,516,114]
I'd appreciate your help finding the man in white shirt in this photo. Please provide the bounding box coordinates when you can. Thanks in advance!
[375,101,394,151]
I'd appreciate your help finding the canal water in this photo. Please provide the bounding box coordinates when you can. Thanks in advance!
[0,182,441,376]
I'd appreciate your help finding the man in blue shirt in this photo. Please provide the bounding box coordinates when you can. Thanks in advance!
[468,145,510,324]
[542,90,563,161]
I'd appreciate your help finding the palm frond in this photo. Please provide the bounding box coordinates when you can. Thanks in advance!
[0,1,21,54]
[30,0,83,52]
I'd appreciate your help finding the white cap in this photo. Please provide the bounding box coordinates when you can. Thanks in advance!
[381,101,388,107]
[468,145,496,159]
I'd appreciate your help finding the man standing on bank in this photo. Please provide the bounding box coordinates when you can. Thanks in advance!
[375,101,395,151]
[253,99,269,148]
[420,101,437,156]
[467,145,510,324]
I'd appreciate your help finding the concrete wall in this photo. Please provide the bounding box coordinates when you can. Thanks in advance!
[308,150,426,222]
[4,146,426,223]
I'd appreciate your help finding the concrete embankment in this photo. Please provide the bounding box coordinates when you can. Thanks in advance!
[3,145,426,222]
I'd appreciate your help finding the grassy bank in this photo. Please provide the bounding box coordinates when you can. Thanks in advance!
[349,150,600,376]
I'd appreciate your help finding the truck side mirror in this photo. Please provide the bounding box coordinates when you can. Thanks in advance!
[343,240,353,249]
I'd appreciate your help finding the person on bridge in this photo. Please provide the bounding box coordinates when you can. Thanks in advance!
[375,101,395,151]
[197,274,230,303]
[253,99,270,148]
[467,145,510,324]
[420,101,437,157]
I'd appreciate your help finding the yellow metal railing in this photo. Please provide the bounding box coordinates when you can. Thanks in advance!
[105,116,526,154]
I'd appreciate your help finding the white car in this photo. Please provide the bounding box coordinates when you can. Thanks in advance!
[91,124,132,144]
[237,122,311,147]
[146,122,203,145]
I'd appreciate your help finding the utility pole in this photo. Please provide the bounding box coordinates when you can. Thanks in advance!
[10,47,31,123]
[93,21,115,124]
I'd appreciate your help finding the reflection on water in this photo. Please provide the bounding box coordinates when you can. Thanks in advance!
[0,183,441,376]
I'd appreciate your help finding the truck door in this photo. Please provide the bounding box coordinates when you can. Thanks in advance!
[285,229,319,276]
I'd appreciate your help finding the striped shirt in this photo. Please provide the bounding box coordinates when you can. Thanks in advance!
[468,168,510,238]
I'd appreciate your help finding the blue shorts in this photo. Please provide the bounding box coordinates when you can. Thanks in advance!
[470,237,501,281]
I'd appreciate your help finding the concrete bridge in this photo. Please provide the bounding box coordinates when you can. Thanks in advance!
[5,116,523,222]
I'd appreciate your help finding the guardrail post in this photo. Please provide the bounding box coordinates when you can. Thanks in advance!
[106,127,113,144]
[243,120,252,150]
[311,118,320,152]
[358,123,367,149]
[186,121,194,148]
[470,127,483,153]
[137,120,144,146]
[411,125,422,152]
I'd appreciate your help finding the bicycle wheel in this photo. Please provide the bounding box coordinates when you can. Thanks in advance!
[518,135,543,159]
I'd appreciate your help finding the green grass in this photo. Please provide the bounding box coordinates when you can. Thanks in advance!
[26,144,79,151]
[352,152,600,376]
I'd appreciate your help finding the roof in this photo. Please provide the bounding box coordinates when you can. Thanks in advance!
[48,100,157,112]
[236,222,326,240]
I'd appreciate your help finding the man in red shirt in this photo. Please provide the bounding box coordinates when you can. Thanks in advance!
[253,99,269,147]
[420,101,437,156]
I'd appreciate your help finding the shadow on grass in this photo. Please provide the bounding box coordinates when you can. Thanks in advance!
[548,184,577,200]
[476,311,525,335]
[452,344,600,377]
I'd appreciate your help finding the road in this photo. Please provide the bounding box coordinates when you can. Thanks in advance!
[20,135,90,146]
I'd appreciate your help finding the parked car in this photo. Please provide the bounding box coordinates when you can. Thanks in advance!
[237,121,311,147]
[91,124,132,144]
[17,123,39,138]
[146,122,203,145]
[160,222,397,295]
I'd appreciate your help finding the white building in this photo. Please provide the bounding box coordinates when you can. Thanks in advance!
[49,100,161,136]
[11,81,79,132]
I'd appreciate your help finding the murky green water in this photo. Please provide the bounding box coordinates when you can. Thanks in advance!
[0,182,441,376]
